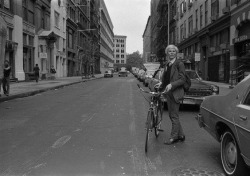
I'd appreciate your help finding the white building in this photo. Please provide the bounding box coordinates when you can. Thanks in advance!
[113,35,127,71]
[49,0,67,78]
[99,0,114,73]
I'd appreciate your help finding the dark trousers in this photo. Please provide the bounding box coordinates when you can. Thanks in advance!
[3,77,10,95]
[0,78,2,94]
[35,73,39,82]
[166,93,184,139]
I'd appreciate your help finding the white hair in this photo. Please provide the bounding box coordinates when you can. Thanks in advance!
[165,45,179,54]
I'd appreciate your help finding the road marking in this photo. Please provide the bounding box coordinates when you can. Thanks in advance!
[52,135,71,148]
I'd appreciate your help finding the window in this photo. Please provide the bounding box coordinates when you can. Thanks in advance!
[23,34,27,45]
[195,9,198,29]
[180,2,184,16]
[56,37,59,49]
[211,0,219,17]
[116,54,119,58]
[243,91,250,106]
[121,49,124,53]
[0,0,12,12]
[180,24,184,40]
[63,39,66,51]
[55,11,60,28]
[116,60,120,63]
[28,36,34,46]
[116,49,119,52]
[184,20,186,39]
[23,0,35,24]
[7,27,13,40]
[121,60,124,63]
[188,15,193,35]
[41,6,46,29]
[200,5,203,29]
[63,18,65,32]
[205,0,208,26]
[121,55,124,58]
[183,0,187,12]
[68,28,74,49]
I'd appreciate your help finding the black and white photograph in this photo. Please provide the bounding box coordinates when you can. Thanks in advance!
[1,0,250,175]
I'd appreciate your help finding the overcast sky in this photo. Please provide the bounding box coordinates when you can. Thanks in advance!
[104,0,151,54]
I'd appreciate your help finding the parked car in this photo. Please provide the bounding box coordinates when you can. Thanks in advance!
[137,69,145,81]
[148,69,219,105]
[144,70,156,87]
[104,70,113,78]
[118,71,128,77]
[196,75,250,176]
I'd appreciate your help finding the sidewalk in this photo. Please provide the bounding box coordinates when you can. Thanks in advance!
[0,74,104,103]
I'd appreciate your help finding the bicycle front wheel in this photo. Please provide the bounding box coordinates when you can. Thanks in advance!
[145,110,153,153]
[154,101,163,137]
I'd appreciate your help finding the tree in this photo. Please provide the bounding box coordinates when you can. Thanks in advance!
[79,39,99,77]
[126,51,145,71]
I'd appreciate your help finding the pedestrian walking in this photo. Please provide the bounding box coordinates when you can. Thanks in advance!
[159,44,186,145]
[2,60,11,96]
[33,64,40,83]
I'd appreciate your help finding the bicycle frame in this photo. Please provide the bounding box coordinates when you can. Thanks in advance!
[137,83,163,153]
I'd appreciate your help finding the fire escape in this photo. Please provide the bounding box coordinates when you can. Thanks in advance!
[156,0,169,63]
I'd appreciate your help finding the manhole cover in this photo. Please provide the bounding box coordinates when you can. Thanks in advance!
[172,167,224,176]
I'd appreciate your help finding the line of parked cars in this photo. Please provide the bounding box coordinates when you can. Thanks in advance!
[133,67,219,106]
[133,63,250,175]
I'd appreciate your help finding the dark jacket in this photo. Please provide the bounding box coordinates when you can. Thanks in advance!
[159,60,186,103]
[4,66,11,78]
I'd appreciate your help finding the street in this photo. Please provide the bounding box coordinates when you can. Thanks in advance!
[0,74,226,176]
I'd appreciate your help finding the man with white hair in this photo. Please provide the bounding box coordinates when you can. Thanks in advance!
[159,44,186,145]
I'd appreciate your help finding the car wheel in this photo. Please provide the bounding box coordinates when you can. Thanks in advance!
[221,131,248,176]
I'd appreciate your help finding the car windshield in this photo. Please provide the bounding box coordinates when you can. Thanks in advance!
[147,71,155,75]
[186,70,199,79]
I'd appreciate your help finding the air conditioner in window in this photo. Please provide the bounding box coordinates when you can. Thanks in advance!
[222,6,230,14]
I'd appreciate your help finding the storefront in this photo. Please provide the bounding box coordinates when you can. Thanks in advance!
[233,23,250,79]
[207,14,230,83]
[230,2,250,83]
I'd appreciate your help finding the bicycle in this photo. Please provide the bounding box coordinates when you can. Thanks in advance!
[137,84,164,153]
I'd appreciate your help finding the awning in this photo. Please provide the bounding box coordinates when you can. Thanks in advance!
[38,30,60,41]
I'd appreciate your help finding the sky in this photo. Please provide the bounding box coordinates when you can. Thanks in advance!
[104,0,151,54]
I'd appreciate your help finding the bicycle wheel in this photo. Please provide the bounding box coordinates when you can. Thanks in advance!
[145,110,153,153]
[154,101,163,137]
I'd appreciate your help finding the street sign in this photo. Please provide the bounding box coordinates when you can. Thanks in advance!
[177,53,184,60]
[195,53,200,61]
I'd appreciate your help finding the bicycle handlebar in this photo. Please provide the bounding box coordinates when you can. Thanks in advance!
[137,84,161,96]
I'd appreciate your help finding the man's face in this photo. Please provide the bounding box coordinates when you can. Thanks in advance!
[167,48,177,60]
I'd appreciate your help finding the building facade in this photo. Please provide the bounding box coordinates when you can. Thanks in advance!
[0,0,114,81]
[230,0,250,82]
[142,16,152,63]
[150,0,161,62]
[50,0,67,78]
[150,0,250,84]
[99,0,114,73]
[113,35,127,71]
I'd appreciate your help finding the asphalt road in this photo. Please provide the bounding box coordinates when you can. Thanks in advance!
[0,74,226,176]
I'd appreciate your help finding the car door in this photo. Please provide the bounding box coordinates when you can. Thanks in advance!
[234,86,250,161]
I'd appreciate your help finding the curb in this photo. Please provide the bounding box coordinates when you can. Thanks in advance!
[0,76,103,103]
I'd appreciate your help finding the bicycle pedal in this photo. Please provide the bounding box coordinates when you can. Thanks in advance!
[157,129,164,132]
